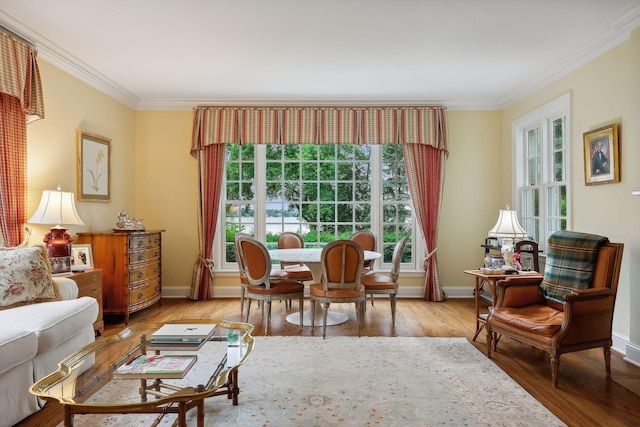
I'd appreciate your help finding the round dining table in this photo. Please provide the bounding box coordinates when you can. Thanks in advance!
[268,247,382,326]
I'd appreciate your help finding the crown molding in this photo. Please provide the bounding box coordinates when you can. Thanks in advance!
[4,4,640,112]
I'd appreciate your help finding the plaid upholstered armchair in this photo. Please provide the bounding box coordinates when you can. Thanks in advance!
[485,231,624,388]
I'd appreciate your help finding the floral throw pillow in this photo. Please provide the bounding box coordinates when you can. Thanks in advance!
[0,245,59,310]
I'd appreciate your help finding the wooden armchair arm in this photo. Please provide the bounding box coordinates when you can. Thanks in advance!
[495,276,545,308]
[564,288,615,314]
[558,288,616,344]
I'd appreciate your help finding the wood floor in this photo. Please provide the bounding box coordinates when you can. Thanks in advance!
[19,297,640,427]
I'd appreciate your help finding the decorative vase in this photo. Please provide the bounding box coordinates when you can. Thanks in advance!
[501,238,515,268]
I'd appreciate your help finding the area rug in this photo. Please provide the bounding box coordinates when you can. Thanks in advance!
[61,337,566,427]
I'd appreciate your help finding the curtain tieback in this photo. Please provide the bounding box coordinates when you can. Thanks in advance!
[199,256,215,277]
[423,248,438,271]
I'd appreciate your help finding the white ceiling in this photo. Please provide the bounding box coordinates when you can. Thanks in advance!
[1,0,640,110]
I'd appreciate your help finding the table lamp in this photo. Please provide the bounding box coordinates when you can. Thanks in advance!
[487,205,528,267]
[28,186,84,258]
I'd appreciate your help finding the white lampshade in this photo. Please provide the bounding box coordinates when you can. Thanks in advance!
[28,188,84,226]
[487,206,528,240]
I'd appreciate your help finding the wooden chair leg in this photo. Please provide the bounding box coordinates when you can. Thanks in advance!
[390,294,397,325]
[244,299,252,323]
[310,299,316,333]
[240,288,245,315]
[298,296,303,328]
[264,301,271,336]
[322,302,329,339]
[604,346,612,373]
[551,353,560,388]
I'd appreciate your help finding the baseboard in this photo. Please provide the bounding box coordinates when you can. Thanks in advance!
[623,340,640,367]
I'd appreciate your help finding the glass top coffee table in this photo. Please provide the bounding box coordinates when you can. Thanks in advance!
[30,320,254,427]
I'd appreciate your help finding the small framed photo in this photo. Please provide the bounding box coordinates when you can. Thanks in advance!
[583,124,619,185]
[50,256,72,275]
[77,129,111,201]
[71,244,94,271]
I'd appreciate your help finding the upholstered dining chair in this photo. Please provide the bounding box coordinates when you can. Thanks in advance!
[235,234,304,335]
[485,231,624,388]
[349,230,377,274]
[309,239,365,338]
[277,232,314,282]
[360,235,409,325]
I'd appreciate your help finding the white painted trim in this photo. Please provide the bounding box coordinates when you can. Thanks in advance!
[623,340,640,367]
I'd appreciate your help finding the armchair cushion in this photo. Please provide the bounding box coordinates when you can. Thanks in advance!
[540,231,608,303]
[490,305,564,337]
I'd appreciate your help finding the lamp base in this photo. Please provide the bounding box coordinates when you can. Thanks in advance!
[43,226,73,258]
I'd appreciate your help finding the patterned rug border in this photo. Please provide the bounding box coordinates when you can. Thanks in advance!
[62,336,566,427]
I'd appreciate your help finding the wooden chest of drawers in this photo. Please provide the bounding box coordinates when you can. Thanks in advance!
[77,230,164,324]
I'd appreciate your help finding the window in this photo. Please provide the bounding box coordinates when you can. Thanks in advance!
[513,93,570,252]
[221,144,417,270]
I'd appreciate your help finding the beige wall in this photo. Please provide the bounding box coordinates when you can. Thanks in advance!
[26,60,137,244]
[501,28,640,345]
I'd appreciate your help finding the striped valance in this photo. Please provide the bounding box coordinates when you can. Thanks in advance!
[0,28,44,122]
[191,106,448,156]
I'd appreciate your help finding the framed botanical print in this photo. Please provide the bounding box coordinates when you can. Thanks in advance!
[77,129,111,201]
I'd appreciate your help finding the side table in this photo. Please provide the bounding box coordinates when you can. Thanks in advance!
[464,269,542,342]
[69,270,104,335]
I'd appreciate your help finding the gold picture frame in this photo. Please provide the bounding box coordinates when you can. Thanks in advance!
[583,124,619,186]
[77,129,111,201]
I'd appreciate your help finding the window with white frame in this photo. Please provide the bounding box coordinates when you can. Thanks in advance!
[513,93,570,252]
[221,144,416,270]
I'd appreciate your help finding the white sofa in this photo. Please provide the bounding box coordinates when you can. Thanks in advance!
[0,277,98,427]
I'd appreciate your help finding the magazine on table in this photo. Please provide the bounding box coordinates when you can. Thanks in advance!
[115,354,197,379]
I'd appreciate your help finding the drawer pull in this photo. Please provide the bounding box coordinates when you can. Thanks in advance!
[155,268,161,273]
[137,240,144,247]
[137,272,144,279]
[138,292,144,299]
[155,286,159,291]
[155,252,159,257]
[138,254,144,261]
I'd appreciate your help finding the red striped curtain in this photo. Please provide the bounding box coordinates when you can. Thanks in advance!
[190,106,448,301]
[0,29,44,247]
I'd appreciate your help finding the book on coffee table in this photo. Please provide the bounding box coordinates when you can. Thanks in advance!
[151,323,217,341]
[115,354,197,379]
[147,323,217,351]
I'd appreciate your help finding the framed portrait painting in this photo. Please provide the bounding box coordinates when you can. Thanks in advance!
[71,244,93,271]
[77,129,111,201]
[583,124,619,186]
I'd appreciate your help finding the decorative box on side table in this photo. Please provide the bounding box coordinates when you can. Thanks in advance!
[70,269,104,335]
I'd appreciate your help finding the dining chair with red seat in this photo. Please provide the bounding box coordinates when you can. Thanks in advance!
[277,232,314,282]
[309,239,365,338]
[360,235,409,325]
[349,230,377,275]
[235,234,304,335]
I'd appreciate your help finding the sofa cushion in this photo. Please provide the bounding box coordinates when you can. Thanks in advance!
[0,327,37,375]
[0,297,98,354]
[0,245,59,309]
